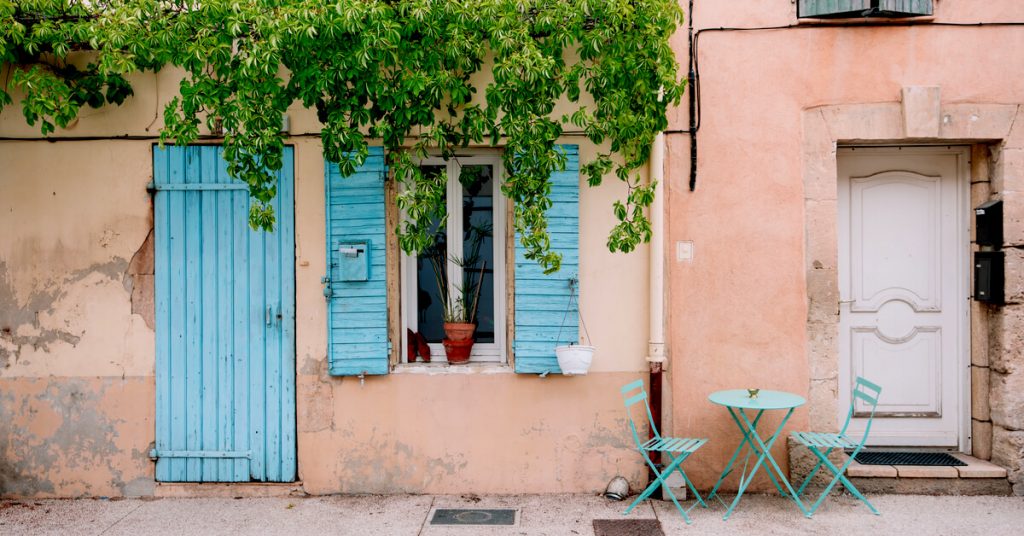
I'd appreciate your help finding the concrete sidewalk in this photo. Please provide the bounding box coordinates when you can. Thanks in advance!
[2,493,1022,536]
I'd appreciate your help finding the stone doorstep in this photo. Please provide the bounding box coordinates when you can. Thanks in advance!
[154,481,306,498]
[846,454,1007,479]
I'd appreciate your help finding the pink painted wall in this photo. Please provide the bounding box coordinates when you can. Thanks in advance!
[665,0,1024,488]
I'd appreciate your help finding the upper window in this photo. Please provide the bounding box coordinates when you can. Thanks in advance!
[798,0,932,19]
[401,155,507,364]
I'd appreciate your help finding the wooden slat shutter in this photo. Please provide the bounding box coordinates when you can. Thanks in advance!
[798,0,870,18]
[878,0,932,16]
[153,145,296,482]
[325,147,390,376]
[514,145,580,374]
[799,0,932,18]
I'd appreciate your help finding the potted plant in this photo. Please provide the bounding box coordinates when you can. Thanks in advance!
[427,250,487,364]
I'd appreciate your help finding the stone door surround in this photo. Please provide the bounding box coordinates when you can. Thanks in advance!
[801,88,1024,493]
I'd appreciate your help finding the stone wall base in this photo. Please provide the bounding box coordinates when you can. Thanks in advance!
[849,477,1011,496]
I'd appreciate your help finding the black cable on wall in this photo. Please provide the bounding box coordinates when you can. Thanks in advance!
[665,13,1024,192]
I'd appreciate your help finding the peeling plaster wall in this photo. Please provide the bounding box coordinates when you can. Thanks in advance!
[0,141,155,497]
[666,0,1024,491]
[1,64,650,495]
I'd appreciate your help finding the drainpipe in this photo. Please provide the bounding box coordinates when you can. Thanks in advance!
[647,94,668,472]
[648,131,667,378]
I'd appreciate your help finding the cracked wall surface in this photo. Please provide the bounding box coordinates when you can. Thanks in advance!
[0,140,156,497]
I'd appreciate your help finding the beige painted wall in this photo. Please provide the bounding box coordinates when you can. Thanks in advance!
[1,62,652,496]
[665,0,1024,489]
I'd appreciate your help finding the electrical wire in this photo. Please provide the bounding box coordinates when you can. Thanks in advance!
[665,16,1024,191]
[0,131,599,142]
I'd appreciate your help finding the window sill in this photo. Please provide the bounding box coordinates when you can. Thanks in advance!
[392,362,513,375]
[796,15,935,26]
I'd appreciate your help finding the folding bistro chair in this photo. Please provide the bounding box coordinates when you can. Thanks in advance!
[621,380,708,524]
[792,376,883,516]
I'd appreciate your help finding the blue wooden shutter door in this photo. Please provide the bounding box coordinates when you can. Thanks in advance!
[325,148,390,376]
[514,145,580,374]
[153,146,296,482]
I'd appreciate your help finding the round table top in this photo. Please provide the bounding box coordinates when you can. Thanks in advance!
[708,389,806,410]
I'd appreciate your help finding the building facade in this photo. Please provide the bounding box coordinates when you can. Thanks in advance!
[2,0,1024,498]
[0,66,656,496]
[666,0,1024,494]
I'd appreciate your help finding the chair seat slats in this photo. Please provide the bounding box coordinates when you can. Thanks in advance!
[641,436,707,453]
[793,431,856,449]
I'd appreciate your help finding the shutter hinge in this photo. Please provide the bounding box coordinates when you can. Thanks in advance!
[149,449,252,459]
[321,275,332,298]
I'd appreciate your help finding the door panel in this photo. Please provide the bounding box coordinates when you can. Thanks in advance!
[838,147,968,448]
[154,146,296,482]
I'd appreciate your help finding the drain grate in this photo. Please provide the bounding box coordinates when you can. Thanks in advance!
[430,508,516,526]
[853,451,966,466]
[593,519,665,536]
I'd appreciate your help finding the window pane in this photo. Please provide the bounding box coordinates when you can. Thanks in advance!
[416,165,447,344]
[460,164,495,344]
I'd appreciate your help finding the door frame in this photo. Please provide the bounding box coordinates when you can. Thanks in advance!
[836,145,971,452]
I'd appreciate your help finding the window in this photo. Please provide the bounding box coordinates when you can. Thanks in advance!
[798,0,932,19]
[401,155,507,363]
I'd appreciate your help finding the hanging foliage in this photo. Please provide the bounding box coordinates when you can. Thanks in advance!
[1,0,684,273]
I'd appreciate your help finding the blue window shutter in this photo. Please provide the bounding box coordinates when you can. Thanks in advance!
[798,0,870,18]
[325,147,389,376]
[878,0,932,16]
[514,145,579,374]
[799,0,931,18]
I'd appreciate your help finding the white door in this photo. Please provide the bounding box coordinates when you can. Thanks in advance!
[837,146,969,450]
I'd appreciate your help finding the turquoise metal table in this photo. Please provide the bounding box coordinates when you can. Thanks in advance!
[707,389,809,520]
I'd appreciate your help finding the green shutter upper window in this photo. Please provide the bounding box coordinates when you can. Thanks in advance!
[799,0,932,19]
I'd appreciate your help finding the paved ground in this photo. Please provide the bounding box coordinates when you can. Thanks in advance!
[2,493,1023,535]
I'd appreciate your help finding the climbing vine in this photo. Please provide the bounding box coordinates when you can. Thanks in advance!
[1,0,684,273]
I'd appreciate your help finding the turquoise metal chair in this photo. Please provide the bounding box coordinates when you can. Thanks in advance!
[792,376,883,516]
[621,380,708,524]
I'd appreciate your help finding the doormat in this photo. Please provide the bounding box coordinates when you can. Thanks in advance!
[592,519,664,536]
[429,508,516,526]
[853,451,966,466]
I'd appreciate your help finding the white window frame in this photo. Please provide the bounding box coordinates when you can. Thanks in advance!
[400,154,507,364]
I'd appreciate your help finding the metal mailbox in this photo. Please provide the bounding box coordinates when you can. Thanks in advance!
[974,251,1004,305]
[337,240,371,282]
[975,200,1003,248]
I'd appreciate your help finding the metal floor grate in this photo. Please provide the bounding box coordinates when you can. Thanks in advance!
[430,508,516,526]
[853,451,966,466]
[593,519,665,536]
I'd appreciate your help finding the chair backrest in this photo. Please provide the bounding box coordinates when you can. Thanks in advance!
[621,380,659,449]
[839,376,883,441]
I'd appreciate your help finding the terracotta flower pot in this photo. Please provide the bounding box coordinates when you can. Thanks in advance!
[443,322,476,341]
[442,338,474,364]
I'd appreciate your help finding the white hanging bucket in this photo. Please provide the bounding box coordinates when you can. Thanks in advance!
[556,344,596,375]
[554,277,595,376]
